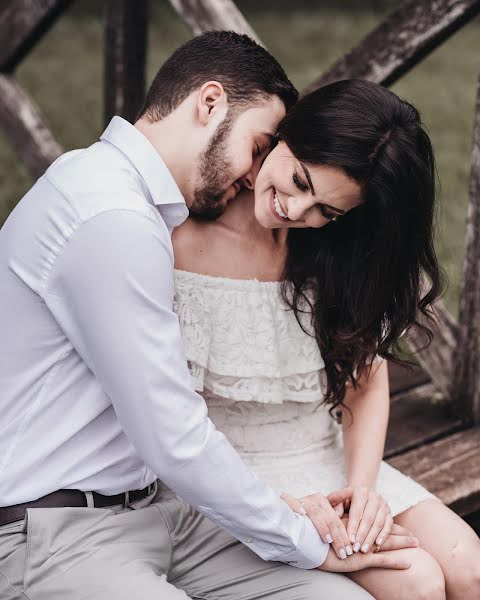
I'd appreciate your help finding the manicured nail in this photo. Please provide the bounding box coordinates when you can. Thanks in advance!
[376,537,383,546]
[326,534,333,543]
[339,548,347,560]
[350,534,356,544]
[361,543,370,553]
[346,545,353,556]
[299,507,307,515]
[353,542,361,553]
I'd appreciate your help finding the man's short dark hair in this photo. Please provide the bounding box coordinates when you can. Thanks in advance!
[138,31,298,120]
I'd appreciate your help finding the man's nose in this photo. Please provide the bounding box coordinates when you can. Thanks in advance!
[239,160,262,191]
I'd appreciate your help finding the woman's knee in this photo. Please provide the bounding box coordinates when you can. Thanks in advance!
[400,548,445,600]
[444,536,480,597]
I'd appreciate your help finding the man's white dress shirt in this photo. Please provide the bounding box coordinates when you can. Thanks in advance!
[0,116,329,569]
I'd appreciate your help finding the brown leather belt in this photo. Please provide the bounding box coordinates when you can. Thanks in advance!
[0,482,157,526]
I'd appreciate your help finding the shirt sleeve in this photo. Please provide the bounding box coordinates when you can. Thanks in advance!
[42,208,329,569]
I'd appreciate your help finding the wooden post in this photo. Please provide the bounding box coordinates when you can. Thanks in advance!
[168,0,259,41]
[451,73,480,424]
[304,0,480,93]
[104,0,148,127]
[0,74,63,178]
[0,0,73,73]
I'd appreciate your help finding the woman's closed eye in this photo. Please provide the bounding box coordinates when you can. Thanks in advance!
[318,204,339,220]
[292,172,309,192]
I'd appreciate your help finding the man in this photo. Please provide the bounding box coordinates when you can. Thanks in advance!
[0,31,409,599]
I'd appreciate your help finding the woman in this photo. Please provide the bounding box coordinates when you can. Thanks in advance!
[172,79,480,599]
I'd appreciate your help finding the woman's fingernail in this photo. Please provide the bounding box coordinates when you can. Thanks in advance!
[350,534,356,544]
[353,542,361,553]
[326,534,333,543]
[361,543,370,553]
[299,507,307,515]
[376,537,383,546]
[346,545,353,555]
[339,548,347,560]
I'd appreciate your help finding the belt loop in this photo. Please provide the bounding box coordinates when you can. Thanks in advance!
[124,491,131,508]
[84,491,95,508]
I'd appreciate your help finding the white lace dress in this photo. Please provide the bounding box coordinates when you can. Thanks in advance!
[173,269,436,517]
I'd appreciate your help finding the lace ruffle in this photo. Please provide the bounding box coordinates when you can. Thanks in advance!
[174,270,326,403]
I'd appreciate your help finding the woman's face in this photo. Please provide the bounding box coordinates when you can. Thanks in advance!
[254,141,363,229]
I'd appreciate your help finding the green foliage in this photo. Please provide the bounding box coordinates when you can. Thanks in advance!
[1,1,478,313]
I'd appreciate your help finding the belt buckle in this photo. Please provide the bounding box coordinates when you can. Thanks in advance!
[147,481,157,496]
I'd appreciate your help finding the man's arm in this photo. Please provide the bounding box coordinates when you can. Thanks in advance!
[42,207,329,569]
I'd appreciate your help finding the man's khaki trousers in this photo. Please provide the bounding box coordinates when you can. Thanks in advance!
[0,481,373,599]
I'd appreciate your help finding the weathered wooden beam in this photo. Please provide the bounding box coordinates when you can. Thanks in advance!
[404,295,457,397]
[388,426,480,516]
[0,74,62,179]
[0,0,73,73]
[451,72,480,425]
[104,0,148,126]
[304,0,480,93]
[385,381,462,458]
[167,0,260,41]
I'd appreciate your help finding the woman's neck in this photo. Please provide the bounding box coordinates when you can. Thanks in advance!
[215,190,288,248]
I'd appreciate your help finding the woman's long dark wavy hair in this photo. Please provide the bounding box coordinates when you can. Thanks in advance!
[277,79,444,414]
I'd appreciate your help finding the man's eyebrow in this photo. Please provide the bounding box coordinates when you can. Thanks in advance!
[299,162,346,215]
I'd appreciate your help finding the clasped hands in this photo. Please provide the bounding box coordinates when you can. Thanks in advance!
[281,486,418,572]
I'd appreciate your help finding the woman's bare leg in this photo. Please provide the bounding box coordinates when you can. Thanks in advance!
[348,546,446,600]
[394,499,480,600]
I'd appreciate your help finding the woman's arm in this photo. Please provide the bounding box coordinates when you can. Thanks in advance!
[342,358,390,488]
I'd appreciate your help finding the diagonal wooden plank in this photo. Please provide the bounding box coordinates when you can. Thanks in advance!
[405,287,457,398]
[451,71,480,424]
[0,0,73,73]
[167,0,260,41]
[0,74,62,179]
[304,0,480,93]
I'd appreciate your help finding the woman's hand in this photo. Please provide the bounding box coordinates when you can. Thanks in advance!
[281,489,354,559]
[328,486,393,553]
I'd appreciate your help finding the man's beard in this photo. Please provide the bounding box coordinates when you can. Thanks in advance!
[190,112,237,221]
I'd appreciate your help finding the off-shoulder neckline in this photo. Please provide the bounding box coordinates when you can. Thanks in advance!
[174,268,282,289]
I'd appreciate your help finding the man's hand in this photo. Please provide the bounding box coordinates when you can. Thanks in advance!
[281,489,354,559]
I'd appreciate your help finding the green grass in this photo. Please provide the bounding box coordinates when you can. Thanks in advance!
[1,1,479,314]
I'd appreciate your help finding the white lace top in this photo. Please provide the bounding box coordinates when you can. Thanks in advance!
[173,269,435,516]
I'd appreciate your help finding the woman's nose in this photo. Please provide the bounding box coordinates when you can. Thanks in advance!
[286,196,312,222]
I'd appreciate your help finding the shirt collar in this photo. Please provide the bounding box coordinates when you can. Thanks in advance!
[100,116,186,208]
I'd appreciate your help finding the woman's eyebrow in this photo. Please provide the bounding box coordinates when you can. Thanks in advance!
[300,161,346,215]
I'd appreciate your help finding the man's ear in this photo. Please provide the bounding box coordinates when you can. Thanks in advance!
[196,81,227,126]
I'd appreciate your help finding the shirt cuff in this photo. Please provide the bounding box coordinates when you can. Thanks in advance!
[259,514,329,570]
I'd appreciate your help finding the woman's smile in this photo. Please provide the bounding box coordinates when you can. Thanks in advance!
[270,188,290,223]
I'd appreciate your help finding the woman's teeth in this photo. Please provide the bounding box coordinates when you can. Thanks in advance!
[274,192,288,219]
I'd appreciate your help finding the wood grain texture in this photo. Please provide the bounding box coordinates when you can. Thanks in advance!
[0,0,72,72]
[104,0,148,126]
[405,296,457,397]
[451,72,480,424]
[0,74,62,179]
[388,426,480,515]
[167,0,259,41]
[303,0,480,93]
[385,381,462,458]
